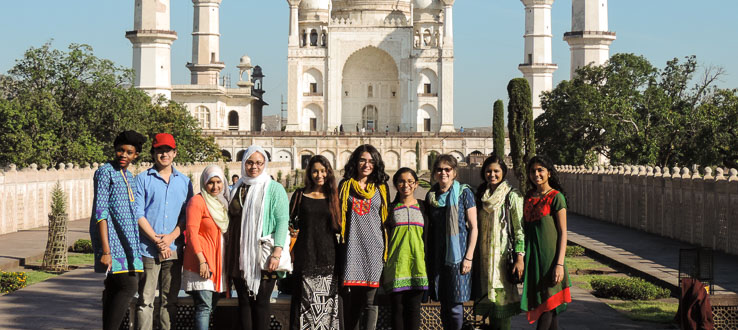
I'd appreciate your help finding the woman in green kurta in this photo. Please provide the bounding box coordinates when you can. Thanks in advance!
[520,156,572,329]
[473,155,525,330]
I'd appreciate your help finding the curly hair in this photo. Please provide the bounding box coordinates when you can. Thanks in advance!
[526,155,566,198]
[475,154,508,201]
[342,144,389,184]
[304,155,341,231]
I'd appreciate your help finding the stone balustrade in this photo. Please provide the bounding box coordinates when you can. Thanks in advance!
[555,165,738,256]
[0,162,292,235]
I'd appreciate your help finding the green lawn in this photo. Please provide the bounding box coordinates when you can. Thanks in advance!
[13,253,95,289]
[608,300,679,324]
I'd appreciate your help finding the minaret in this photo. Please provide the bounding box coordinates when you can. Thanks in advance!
[186,0,225,85]
[126,0,178,99]
[439,0,455,132]
[284,0,302,132]
[518,0,557,118]
[564,0,616,79]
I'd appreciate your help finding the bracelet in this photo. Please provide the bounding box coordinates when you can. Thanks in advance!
[463,257,473,262]
[200,262,207,265]
[556,263,564,267]
[102,252,111,255]
[271,255,281,260]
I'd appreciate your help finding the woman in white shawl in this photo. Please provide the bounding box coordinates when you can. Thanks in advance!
[224,146,289,330]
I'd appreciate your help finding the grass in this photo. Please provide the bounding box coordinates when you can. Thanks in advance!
[418,179,431,188]
[8,253,95,291]
[566,256,607,272]
[67,253,94,265]
[608,300,678,324]
[23,270,56,287]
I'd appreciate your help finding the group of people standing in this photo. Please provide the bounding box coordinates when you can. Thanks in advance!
[91,130,572,330]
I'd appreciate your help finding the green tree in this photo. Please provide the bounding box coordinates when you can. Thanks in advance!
[537,53,734,167]
[507,78,536,193]
[415,141,421,172]
[493,99,506,161]
[0,43,221,167]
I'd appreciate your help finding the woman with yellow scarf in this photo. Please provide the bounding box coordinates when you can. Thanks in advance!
[338,144,389,330]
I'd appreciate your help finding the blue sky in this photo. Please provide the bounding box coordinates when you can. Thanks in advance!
[1,1,736,128]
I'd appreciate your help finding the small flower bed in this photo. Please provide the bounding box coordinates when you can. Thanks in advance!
[591,276,670,300]
[1,271,28,294]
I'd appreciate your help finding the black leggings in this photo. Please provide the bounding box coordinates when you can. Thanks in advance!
[102,272,140,330]
[232,276,277,330]
[390,290,423,330]
[536,310,559,330]
[341,286,378,330]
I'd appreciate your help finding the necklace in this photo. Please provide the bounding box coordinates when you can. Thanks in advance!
[120,169,135,202]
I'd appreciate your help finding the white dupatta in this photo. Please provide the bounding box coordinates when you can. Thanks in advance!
[230,145,271,296]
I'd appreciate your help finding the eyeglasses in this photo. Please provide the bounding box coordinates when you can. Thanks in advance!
[245,161,265,167]
[397,180,416,187]
[435,167,453,173]
[358,159,375,165]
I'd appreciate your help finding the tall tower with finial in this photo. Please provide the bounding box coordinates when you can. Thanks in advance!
[518,0,557,118]
[187,0,226,85]
[126,0,178,99]
[564,0,616,79]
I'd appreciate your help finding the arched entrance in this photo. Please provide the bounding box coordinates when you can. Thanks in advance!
[342,47,399,131]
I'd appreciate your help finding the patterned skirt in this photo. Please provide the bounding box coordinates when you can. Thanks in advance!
[290,273,341,330]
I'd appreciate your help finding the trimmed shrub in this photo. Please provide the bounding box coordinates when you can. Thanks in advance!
[71,239,93,253]
[493,99,506,161]
[1,271,28,294]
[507,78,535,193]
[591,276,670,300]
[566,245,585,258]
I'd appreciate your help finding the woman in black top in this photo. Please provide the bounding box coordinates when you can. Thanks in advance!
[289,155,342,329]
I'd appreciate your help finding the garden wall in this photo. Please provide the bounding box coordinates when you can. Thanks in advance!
[0,161,292,235]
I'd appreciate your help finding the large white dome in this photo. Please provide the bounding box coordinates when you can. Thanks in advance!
[414,0,442,10]
[300,0,330,10]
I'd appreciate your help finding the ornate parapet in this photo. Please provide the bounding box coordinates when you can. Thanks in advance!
[0,161,290,235]
[556,164,738,256]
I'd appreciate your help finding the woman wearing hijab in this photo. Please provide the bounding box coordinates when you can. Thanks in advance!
[225,146,289,330]
[183,165,230,330]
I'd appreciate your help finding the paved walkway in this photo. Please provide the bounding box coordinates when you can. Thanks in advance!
[5,196,736,328]
[567,214,738,294]
[0,219,90,271]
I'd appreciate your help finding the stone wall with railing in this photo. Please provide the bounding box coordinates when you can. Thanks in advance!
[0,162,292,235]
[556,165,738,256]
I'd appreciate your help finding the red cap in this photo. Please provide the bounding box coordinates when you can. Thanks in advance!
[152,133,176,149]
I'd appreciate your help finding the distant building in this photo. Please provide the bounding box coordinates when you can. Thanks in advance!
[284,0,456,133]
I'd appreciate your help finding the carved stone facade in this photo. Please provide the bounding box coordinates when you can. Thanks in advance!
[211,132,494,171]
[285,0,455,133]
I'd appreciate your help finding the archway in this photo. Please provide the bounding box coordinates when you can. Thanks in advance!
[342,47,399,131]
[228,111,239,130]
[221,150,232,162]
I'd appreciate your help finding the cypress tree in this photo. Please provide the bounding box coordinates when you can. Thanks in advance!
[507,78,536,193]
[493,99,506,161]
[415,141,421,173]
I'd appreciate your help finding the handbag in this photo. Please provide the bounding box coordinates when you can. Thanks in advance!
[503,192,523,285]
[259,233,293,272]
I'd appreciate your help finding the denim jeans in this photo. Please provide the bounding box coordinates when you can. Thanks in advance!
[136,255,182,330]
[189,290,220,330]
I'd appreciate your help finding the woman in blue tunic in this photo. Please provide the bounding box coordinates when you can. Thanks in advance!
[426,154,478,330]
[89,130,146,330]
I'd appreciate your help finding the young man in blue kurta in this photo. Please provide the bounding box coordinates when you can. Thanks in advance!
[134,133,193,330]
